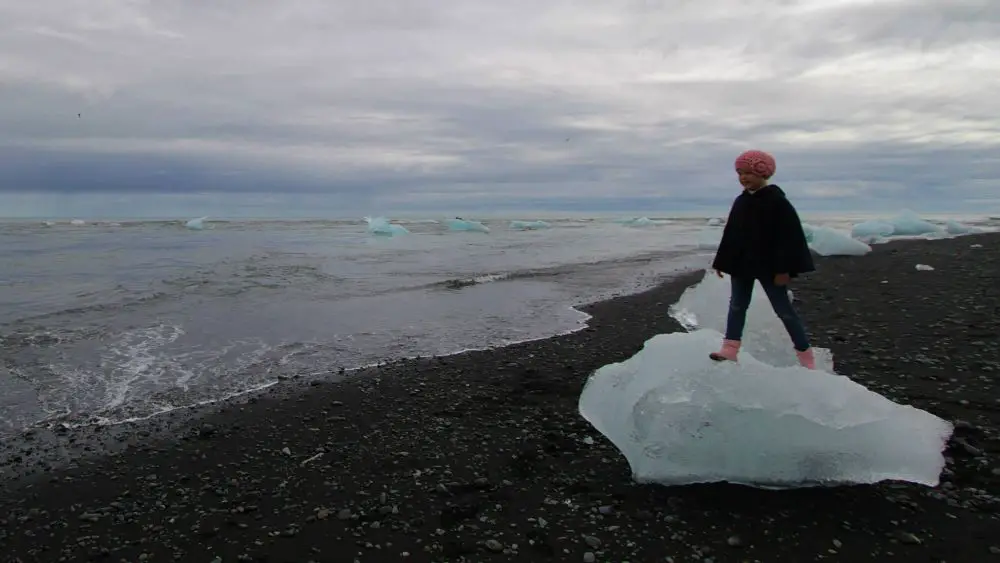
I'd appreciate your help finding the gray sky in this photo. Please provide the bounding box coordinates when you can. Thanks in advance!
[1,0,998,216]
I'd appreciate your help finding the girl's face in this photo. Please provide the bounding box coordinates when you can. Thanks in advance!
[737,169,768,190]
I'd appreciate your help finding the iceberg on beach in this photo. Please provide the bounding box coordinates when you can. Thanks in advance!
[578,271,952,489]
[509,220,551,231]
[803,224,872,256]
[886,210,943,236]
[945,220,982,235]
[851,220,896,243]
[848,210,990,244]
[364,216,409,236]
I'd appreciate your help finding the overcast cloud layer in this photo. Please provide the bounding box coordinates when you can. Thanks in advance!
[1,0,999,216]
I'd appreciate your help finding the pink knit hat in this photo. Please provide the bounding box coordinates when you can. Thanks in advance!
[734,150,776,178]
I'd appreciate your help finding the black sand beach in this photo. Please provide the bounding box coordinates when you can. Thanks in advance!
[2,233,999,562]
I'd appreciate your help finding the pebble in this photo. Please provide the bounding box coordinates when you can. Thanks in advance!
[583,552,596,563]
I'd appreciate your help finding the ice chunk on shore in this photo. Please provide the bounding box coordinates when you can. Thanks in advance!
[446,218,490,233]
[803,224,872,256]
[578,328,953,488]
[185,216,208,230]
[706,217,724,227]
[887,210,942,236]
[851,220,895,242]
[365,216,409,236]
[669,272,833,370]
[945,220,982,235]
[510,220,551,230]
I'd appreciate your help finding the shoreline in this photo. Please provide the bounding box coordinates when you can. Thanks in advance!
[2,246,707,445]
[1,232,998,562]
[0,251,708,480]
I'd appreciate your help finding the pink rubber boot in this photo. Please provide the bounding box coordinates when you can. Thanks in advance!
[709,339,741,362]
[796,348,816,369]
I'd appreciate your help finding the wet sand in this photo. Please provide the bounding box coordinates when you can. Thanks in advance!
[1,232,998,562]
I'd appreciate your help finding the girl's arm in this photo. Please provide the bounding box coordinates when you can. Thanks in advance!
[772,198,815,276]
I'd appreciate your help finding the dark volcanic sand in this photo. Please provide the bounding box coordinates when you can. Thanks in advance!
[1,233,999,562]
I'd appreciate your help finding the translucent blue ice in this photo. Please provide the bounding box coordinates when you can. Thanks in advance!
[364,216,409,236]
[886,210,942,236]
[945,220,982,235]
[446,219,490,233]
[579,272,953,489]
[850,220,895,242]
[185,216,208,230]
[803,224,872,256]
[509,220,552,230]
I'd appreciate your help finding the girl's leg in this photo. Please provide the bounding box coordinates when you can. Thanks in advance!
[724,275,755,341]
[711,276,754,361]
[760,281,815,368]
[760,281,810,350]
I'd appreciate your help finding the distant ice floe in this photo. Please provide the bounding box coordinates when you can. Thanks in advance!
[618,217,666,227]
[185,216,208,230]
[509,220,552,231]
[445,218,490,233]
[579,271,953,489]
[364,216,409,237]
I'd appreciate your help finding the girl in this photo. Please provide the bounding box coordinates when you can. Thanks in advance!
[709,149,817,369]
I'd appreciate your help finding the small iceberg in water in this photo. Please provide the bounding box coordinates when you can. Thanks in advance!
[619,217,664,227]
[185,216,208,230]
[509,220,551,231]
[364,216,409,237]
[446,218,490,233]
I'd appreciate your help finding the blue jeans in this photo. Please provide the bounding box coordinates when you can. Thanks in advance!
[725,276,811,351]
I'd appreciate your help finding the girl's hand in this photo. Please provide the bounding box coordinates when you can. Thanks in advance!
[716,270,724,278]
[774,273,791,285]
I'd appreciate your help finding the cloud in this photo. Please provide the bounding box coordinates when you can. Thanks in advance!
[0,0,998,215]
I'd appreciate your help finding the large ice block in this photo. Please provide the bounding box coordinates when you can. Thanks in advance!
[578,329,953,488]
